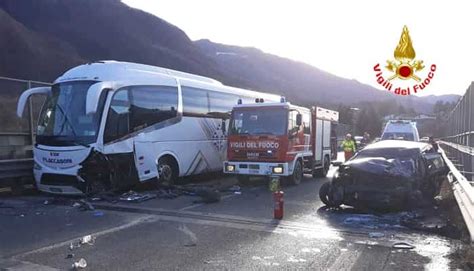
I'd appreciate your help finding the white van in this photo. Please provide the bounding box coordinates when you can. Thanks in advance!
[381,120,419,142]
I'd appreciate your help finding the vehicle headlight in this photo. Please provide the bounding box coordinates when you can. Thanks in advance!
[33,161,42,170]
[226,165,235,172]
[272,166,283,174]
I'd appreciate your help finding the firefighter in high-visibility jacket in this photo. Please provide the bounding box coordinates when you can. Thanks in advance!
[341,133,356,161]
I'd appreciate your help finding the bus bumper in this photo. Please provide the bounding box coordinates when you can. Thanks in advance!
[223,161,290,176]
[34,165,85,195]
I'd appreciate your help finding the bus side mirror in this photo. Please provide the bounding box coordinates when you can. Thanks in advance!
[86,81,114,115]
[17,87,51,117]
[296,113,302,126]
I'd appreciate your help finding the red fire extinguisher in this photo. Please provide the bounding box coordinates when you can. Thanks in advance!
[273,190,284,219]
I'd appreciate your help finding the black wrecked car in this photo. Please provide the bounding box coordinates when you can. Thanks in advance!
[319,140,448,210]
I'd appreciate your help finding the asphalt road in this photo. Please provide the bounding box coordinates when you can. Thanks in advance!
[0,165,458,270]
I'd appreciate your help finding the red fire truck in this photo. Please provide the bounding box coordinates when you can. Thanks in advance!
[223,98,339,185]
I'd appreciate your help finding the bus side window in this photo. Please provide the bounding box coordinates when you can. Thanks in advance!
[209,92,239,114]
[182,87,210,116]
[104,89,131,143]
[129,86,178,131]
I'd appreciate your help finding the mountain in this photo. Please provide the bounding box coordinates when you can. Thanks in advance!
[417,94,460,104]
[0,0,223,82]
[195,39,460,111]
[0,0,460,113]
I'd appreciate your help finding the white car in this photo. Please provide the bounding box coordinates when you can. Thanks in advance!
[381,120,420,142]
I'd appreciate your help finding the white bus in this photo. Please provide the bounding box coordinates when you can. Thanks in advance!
[17,61,280,195]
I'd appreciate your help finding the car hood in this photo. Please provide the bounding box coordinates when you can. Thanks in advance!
[341,157,416,178]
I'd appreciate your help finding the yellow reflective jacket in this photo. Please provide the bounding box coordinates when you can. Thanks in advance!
[341,140,356,153]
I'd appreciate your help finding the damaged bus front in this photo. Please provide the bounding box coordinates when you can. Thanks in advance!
[17,61,281,195]
[17,79,112,194]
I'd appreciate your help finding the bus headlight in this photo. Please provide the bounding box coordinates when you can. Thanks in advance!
[226,165,235,172]
[272,166,283,174]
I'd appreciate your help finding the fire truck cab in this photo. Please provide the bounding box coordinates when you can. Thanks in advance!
[224,98,338,185]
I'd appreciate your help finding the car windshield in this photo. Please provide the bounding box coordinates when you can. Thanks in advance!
[230,108,287,136]
[36,81,105,146]
[381,132,414,141]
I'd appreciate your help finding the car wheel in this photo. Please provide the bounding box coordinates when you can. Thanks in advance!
[288,160,303,185]
[319,182,332,205]
[319,182,342,208]
[157,157,178,186]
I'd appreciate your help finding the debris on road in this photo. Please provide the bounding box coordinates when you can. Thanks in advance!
[119,191,157,202]
[193,188,221,203]
[392,242,415,250]
[156,189,180,199]
[80,235,95,245]
[75,200,95,211]
[225,185,241,192]
[369,232,385,238]
[92,211,104,217]
[72,258,87,269]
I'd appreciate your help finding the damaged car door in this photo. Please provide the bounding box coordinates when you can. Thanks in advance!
[419,151,449,199]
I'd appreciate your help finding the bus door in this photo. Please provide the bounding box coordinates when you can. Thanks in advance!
[133,134,159,181]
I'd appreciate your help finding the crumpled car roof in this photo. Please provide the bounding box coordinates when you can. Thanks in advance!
[363,140,431,151]
[344,157,416,178]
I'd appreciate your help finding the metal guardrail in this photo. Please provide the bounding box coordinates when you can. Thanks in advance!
[440,145,474,243]
[0,158,33,179]
[440,82,473,242]
[0,76,50,187]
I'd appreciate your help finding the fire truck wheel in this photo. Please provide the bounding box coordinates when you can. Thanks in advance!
[237,175,251,185]
[288,160,303,185]
[313,156,330,178]
[157,156,178,186]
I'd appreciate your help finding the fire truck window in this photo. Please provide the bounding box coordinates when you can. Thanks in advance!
[288,111,299,136]
[230,109,287,136]
[129,86,178,132]
[303,112,311,134]
[182,87,210,116]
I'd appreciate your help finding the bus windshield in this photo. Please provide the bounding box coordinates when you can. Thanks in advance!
[230,108,287,136]
[36,81,105,146]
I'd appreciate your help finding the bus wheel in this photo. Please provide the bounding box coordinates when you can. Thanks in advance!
[157,157,178,186]
[288,160,303,185]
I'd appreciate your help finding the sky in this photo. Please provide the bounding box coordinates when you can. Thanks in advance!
[122,0,474,97]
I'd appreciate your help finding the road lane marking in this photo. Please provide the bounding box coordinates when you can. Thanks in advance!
[13,215,157,259]
[0,258,59,271]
